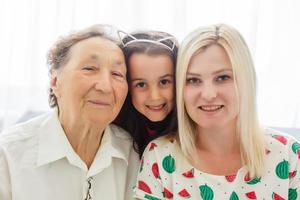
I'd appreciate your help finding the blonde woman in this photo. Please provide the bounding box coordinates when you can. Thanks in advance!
[134,24,300,200]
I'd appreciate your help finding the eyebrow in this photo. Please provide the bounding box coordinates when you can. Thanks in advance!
[212,69,232,75]
[131,74,174,82]
[186,69,232,76]
[89,54,125,66]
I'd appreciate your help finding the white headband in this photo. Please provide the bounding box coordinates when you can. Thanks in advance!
[117,30,176,52]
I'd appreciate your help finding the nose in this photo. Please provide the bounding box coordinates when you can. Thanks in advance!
[201,82,217,101]
[94,71,112,93]
[149,86,161,101]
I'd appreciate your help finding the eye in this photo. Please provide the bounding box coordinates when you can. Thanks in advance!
[215,75,231,82]
[112,71,125,78]
[135,82,146,88]
[82,66,96,71]
[186,77,201,85]
[160,79,172,86]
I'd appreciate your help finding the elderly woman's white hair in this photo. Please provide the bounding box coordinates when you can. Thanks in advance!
[47,24,120,108]
[176,24,265,177]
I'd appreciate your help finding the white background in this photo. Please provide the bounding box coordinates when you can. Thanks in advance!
[0,0,299,131]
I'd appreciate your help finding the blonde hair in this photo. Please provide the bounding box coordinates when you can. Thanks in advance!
[176,24,265,177]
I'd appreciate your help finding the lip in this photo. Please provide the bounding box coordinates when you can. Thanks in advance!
[198,105,224,112]
[146,103,166,111]
[88,100,111,107]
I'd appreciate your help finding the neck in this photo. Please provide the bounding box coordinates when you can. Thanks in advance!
[59,113,106,168]
[192,124,242,175]
[196,123,240,155]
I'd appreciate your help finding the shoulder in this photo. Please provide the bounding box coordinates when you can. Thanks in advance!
[263,128,300,167]
[0,111,54,158]
[263,128,300,184]
[0,112,52,146]
[264,128,299,149]
[145,135,177,152]
[108,123,132,140]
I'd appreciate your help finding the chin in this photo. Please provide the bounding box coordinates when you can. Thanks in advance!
[87,116,112,126]
[147,115,167,122]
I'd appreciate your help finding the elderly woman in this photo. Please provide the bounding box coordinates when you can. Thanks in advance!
[134,24,300,200]
[0,25,139,200]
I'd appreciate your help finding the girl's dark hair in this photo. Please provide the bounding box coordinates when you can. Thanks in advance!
[114,31,178,158]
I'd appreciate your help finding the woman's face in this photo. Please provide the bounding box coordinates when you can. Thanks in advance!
[51,37,128,126]
[129,53,174,122]
[184,44,239,130]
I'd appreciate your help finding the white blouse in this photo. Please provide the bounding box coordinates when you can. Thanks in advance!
[0,110,139,200]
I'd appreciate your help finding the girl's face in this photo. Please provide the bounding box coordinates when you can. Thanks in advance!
[129,53,174,122]
[184,44,239,130]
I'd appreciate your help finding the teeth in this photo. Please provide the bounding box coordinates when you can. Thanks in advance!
[200,105,223,111]
[148,104,165,110]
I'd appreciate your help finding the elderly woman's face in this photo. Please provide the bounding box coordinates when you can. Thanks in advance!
[52,37,128,125]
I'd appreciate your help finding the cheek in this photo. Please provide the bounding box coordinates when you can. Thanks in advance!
[183,87,198,112]
[183,87,193,103]
[71,74,92,95]
[130,89,145,109]
[163,87,175,101]
[226,87,239,104]
[115,82,128,102]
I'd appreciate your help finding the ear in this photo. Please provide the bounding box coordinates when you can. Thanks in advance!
[50,70,61,98]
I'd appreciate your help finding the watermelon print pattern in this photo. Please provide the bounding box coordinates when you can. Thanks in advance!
[288,188,298,200]
[182,168,194,178]
[134,131,300,199]
[163,187,173,199]
[272,192,285,200]
[273,135,287,145]
[139,157,144,172]
[178,189,191,198]
[199,184,214,200]
[225,174,236,182]
[152,162,160,179]
[292,142,300,158]
[144,194,161,200]
[230,191,239,200]
[138,180,152,194]
[245,191,256,199]
[244,172,261,185]
[162,155,175,173]
[275,160,289,179]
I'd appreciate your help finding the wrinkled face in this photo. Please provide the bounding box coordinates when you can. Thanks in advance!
[51,37,128,126]
[129,53,174,122]
[184,44,239,130]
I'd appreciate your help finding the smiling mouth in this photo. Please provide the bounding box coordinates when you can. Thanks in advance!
[146,103,166,111]
[88,100,110,106]
[199,105,224,112]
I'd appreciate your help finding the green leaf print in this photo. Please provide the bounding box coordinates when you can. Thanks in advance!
[275,160,289,179]
[162,155,176,173]
[199,184,214,200]
[288,188,298,200]
[230,191,239,200]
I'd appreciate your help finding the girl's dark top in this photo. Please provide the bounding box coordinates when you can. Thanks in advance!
[114,96,177,158]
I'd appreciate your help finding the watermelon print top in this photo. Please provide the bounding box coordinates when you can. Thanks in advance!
[134,129,300,200]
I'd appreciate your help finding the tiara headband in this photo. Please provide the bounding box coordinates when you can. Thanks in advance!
[117,30,176,52]
[215,25,221,40]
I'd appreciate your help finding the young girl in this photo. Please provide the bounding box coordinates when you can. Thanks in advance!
[134,24,300,200]
[114,30,178,158]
